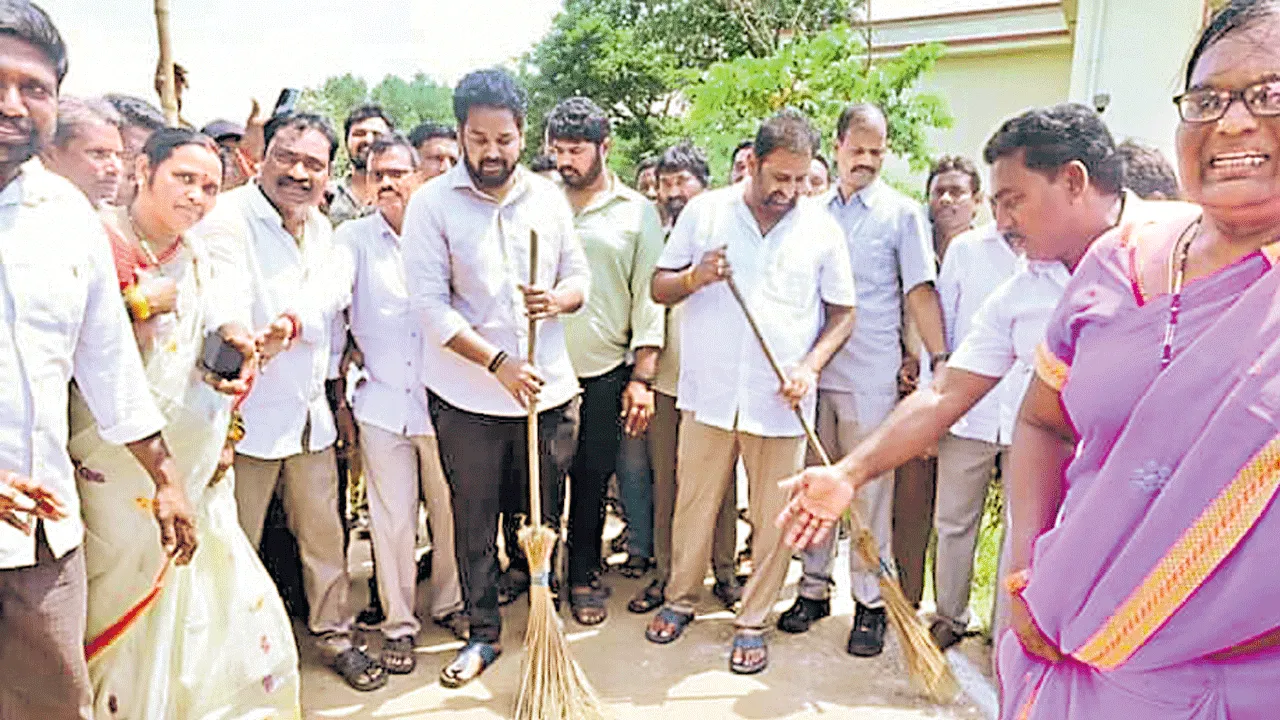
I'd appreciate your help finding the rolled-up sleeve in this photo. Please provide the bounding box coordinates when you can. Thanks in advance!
[403,191,470,345]
[73,221,164,445]
[629,203,666,350]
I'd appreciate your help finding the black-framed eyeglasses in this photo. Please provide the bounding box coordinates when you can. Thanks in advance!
[1173,79,1280,123]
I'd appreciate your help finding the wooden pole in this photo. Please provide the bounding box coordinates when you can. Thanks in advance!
[154,0,178,126]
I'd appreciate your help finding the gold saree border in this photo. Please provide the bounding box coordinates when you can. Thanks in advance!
[1070,434,1280,670]
[1034,342,1069,392]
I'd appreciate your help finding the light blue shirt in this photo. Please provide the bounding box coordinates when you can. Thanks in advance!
[818,179,934,404]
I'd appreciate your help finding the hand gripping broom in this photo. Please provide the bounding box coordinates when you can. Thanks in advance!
[514,230,608,720]
[725,275,959,703]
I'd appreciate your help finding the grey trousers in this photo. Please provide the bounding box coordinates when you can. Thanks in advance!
[0,533,93,720]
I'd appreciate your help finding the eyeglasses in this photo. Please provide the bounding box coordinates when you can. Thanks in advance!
[1173,79,1280,123]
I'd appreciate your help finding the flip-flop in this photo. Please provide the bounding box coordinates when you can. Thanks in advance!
[645,607,694,644]
[333,647,388,691]
[730,632,768,675]
[440,642,501,689]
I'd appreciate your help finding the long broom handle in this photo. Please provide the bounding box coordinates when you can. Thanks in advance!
[527,230,541,525]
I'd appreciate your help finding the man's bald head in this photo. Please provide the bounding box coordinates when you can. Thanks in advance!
[836,103,887,143]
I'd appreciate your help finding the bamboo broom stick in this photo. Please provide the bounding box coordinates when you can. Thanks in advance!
[153,0,178,126]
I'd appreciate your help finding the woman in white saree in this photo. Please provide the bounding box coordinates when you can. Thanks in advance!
[68,128,301,719]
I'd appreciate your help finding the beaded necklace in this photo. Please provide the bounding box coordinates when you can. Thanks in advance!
[1161,218,1202,371]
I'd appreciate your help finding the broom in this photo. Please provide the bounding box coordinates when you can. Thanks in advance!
[725,276,959,704]
[514,230,608,720]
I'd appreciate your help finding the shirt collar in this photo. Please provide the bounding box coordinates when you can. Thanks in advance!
[374,210,400,245]
[447,161,532,206]
[576,172,632,217]
[826,177,882,210]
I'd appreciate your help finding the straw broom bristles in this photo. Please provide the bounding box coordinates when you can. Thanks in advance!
[724,277,959,703]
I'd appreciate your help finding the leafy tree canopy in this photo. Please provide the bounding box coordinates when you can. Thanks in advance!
[300,72,453,170]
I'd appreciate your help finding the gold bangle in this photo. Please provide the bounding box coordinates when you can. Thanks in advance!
[683,268,697,293]
[1003,569,1030,597]
[123,284,152,322]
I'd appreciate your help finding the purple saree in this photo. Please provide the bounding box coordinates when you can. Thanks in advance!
[1002,205,1280,719]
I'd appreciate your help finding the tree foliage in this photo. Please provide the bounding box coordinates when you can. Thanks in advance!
[300,73,454,157]
[679,26,952,180]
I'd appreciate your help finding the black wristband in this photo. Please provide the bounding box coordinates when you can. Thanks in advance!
[629,375,654,388]
[487,350,509,374]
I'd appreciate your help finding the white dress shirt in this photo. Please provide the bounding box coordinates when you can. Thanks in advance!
[403,163,590,418]
[332,212,433,437]
[936,223,1020,444]
[0,161,165,568]
[656,186,857,438]
[190,182,346,460]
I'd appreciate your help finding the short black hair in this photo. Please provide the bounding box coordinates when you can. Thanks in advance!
[367,132,420,170]
[103,94,166,132]
[753,109,820,163]
[453,68,528,130]
[141,127,219,170]
[813,154,830,172]
[926,154,982,196]
[732,139,754,162]
[529,153,557,173]
[982,103,1122,195]
[1116,139,1180,200]
[0,1,66,85]
[836,103,887,142]
[657,141,710,187]
[408,121,456,148]
[343,103,394,143]
[264,110,339,163]
[1186,0,1280,90]
[52,95,120,148]
[545,96,610,145]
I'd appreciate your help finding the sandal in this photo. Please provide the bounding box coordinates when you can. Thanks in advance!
[627,579,664,614]
[497,567,530,607]
[440,641,501,689]
[380,635,416,675]
[645,607,694,644]
[332,647,389,691]
[433,611,469,641]
[620,555,653,579]
[712,579,744,610]
[570,585,608,626]
[730,632,768,675]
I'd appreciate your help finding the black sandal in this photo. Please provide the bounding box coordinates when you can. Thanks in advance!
[620,555,653,579]
[627,579,664,614]
[440,641,501,689]
[570,585,608,626]
[497,567,530,607]
[712,579,743,610]
[730,632,768,675]
[380,635,416,675]
[645,607,694,644]
[333,647,389,691]
[433,611,469,641]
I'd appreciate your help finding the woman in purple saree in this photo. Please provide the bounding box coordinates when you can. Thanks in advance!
[998,1,1280,716]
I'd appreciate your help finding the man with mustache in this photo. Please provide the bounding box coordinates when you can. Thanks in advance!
[102,93,165,207]
[0,3,199,716]
[41,95,123,208]
[644,110,856,676]
[776,103,946,660]
[408,120,459,181]
[626,140,742,616]
[329,103,394,225]
[403,68,589,688]
[329,134,465,675]
[190,111,385,692]
[545,97,666,626]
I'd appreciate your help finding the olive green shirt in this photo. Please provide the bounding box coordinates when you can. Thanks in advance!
[563,174,666,378]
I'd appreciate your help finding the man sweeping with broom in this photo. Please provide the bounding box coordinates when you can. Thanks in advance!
[644,110,857,675]
[403,67,590,689]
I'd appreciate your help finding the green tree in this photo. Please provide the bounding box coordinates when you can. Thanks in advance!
[679,25,952,181]
[300,73,454,170]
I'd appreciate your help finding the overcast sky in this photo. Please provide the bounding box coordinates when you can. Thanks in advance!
[39,0,563,126]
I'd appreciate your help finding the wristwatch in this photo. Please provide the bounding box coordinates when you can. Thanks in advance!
[929,352,951,371]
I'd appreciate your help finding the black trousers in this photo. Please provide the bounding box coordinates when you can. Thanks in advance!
[428,392,579,644]
[567,364,630,586]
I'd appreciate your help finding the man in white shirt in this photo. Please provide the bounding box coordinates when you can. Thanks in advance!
[191,111,383,691]
[0,5,198,716]
[644,110,856,676]
[403,68,590,688]
[331,135,464,676]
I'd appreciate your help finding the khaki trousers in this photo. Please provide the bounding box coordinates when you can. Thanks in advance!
[234,448,353,657]
[0,534,92,720]
[934,433,1009,633]
[649,392,737,586]
[359,423,464,639]
[798,390,896,607]
[664,415,805,630]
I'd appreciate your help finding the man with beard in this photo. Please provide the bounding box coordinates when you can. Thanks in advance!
[328,103,394,225]
[190,111,385,692]
[102,94,165,207]
[644,110,856,676]
[408,121,459,181]
[403,68,589,688]
[330,135,465,675]
[41,95,123,207]
[0,3,200,716]
[545,97,665,626]
[627,140,741,616]
[776,103,946,660]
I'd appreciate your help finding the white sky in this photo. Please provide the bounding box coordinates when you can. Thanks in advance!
[39,0,564,126]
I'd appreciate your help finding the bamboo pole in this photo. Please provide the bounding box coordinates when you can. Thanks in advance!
[154,0,178,126]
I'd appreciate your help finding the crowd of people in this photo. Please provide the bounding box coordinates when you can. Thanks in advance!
[2,0,1280,718]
